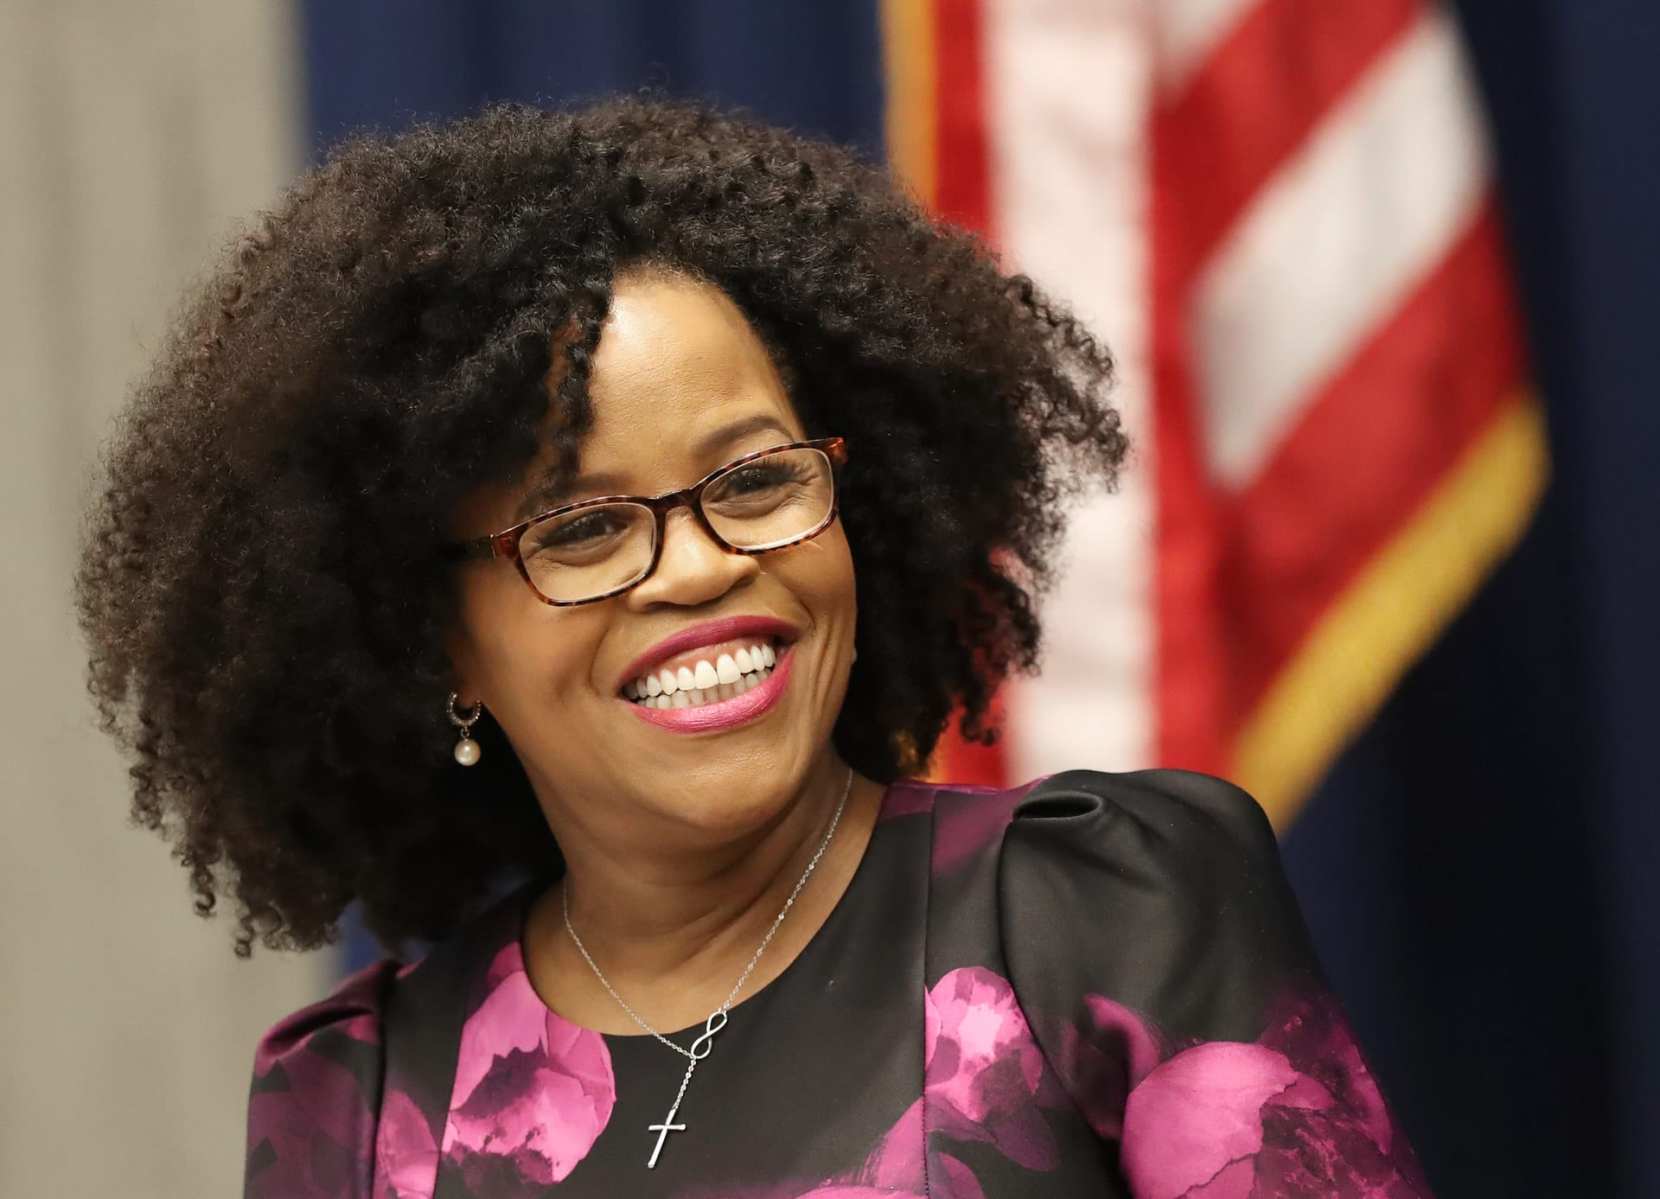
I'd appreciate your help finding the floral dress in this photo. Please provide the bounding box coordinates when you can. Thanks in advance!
[244,769,1431,1197]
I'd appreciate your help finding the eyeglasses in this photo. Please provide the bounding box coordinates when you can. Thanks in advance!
[446,437,848,606]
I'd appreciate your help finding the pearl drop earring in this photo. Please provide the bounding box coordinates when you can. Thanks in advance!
[447,691,483,766]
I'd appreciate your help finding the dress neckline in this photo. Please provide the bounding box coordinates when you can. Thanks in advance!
[501,776,918,1041]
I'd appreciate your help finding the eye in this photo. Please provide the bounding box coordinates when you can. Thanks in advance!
[548,512,621,545]
[710,457,818,506]
[723,462,798,495]
[523,506,635,557]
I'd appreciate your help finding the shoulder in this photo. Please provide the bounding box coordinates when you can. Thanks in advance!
[971,774,1430,1189]
[246,957,403,1199]
[984,768,1317,1042]
[252,956,398,1073]
[919,766,1279,884]
[996,767,1294,941]
[245,883,535,1197]
[1005,767,1281,876]
[917,769,1302,993]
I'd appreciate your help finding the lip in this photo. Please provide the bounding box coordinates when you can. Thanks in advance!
[625,642,795,734]
[615,615,800,695]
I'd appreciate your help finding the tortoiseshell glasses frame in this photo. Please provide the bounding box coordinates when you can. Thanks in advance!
[444,436,848,606]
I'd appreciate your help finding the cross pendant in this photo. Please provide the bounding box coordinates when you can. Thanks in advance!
[644,1013,725,1168]
[647,1113,685,1169]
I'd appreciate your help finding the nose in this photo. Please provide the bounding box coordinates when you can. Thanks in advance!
[624,504,757,609]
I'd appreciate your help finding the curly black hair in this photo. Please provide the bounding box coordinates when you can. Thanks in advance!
[73,97,1124,959]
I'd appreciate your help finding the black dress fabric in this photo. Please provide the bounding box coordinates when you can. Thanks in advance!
[245,769,1430,1197]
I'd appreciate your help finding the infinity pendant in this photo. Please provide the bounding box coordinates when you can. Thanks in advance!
[688,1009,727,1060]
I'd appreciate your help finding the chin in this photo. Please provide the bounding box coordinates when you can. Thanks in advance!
[651,758,807,835]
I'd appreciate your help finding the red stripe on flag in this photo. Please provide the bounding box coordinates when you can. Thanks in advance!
[1151,324,1232,774]
[1156,0,1419,293]
[932,0,993,240]
[1152,0,1425,773]
[1219,201,1527,719]
[921,0,1007,786]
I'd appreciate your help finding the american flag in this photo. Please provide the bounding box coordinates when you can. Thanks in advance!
[885,0,1544,824]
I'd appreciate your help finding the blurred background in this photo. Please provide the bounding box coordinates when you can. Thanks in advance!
[6,1,1656,1195]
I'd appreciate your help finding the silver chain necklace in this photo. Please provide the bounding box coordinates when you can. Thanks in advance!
[561,767,854,1169]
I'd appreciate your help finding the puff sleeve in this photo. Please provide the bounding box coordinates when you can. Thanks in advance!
[244,958,398,1199]
[998,768,1431,1197]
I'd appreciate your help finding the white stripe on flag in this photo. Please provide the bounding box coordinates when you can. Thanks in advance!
[983,0,1157,776]
[1193,8,1490,488]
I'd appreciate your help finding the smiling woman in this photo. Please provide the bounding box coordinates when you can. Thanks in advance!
[74,100,1429,1196]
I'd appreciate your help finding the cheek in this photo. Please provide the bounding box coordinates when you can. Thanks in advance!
[456,572,607,706]
[790,521,858,622]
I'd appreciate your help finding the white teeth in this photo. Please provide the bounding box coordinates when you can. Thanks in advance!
[632,640,781,694]
[632,661,778,708]
[628,638,789,709]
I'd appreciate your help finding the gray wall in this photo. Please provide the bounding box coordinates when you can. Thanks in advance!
[1,2,331,1193]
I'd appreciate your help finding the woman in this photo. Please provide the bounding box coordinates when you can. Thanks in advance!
[75,99,1429,1197]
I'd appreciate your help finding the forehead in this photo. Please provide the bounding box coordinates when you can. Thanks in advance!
[582,270,802,456]
[467,270,809,531]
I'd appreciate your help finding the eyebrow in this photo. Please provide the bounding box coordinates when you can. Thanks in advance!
[510,413,797,523]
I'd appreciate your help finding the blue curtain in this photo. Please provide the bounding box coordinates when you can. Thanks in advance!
[300,0,884,159]
[302,3,1659,1195]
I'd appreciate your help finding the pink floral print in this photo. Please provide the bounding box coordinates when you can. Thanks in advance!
[439,944,615,1188]
[245,961,390,1199]
[370,1087,440,1198]
[924,965,1061,1170]
[246,1029,376,1197]
[1091,990,1430,1198]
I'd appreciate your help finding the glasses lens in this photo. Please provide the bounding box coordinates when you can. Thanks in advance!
[518,502,655,603]
[702,447,835,550]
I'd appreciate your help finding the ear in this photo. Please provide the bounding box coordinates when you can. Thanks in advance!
[441,622,482,710]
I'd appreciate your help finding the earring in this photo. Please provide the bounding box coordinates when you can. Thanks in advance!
[447,691,483,766]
